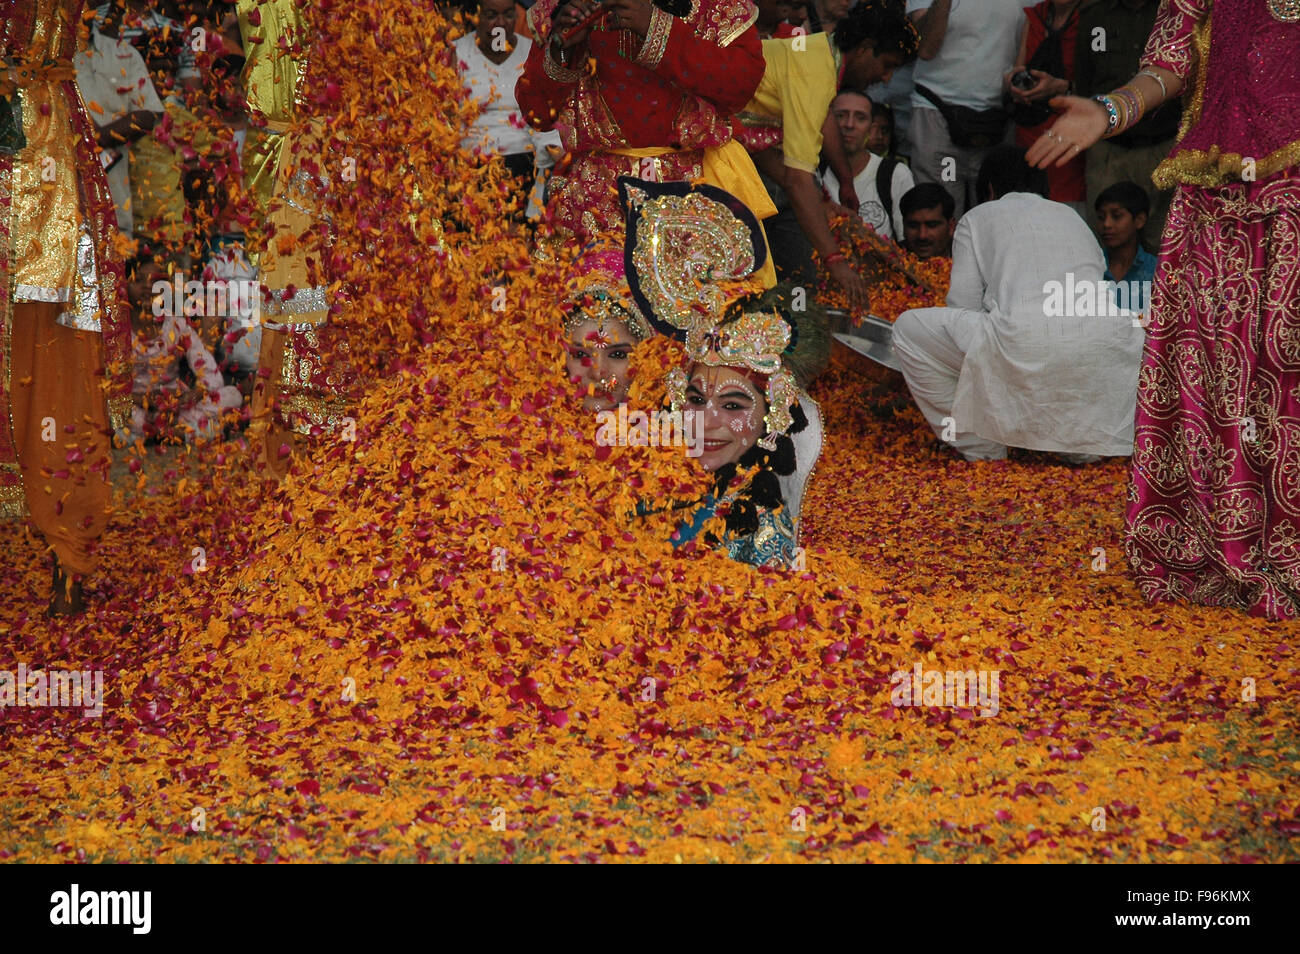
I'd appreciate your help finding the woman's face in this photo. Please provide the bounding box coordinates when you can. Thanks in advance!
[684,364,766,472]
[564,317,636,413]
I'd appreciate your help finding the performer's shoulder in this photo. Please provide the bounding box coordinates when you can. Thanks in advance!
[688,0,761,48]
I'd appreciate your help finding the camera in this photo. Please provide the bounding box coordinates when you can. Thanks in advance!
[1010,69,1037,91]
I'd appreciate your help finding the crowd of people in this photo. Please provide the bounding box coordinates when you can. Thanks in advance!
[4,0,1299,622]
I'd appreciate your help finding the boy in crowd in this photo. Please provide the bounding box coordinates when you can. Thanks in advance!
[1095,181,1156,314]
[900,183,955,259]
[822,90,915,241]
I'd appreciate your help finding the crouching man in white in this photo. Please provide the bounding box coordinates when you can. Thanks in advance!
[892,146,1145,463]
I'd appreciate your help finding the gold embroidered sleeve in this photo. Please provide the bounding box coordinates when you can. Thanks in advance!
[1139,0,1213,82]
[690,0,760,47]
[636,5,673,68]
[543,43,585,84]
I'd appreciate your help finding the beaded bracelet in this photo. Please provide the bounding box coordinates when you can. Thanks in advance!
[1093,95,1120,135]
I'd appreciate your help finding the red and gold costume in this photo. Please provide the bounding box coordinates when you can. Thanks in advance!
[2,0,131,576]
[515,0,775,258]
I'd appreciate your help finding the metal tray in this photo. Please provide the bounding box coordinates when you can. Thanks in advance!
[826,310,900,372]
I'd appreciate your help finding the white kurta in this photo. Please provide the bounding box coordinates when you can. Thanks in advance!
[906,192,1146,457]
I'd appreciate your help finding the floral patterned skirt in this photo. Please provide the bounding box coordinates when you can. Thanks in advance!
[1125,170,1300,619]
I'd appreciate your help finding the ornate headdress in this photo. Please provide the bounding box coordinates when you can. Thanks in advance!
[619,178,825,450]
[561,246,653,343]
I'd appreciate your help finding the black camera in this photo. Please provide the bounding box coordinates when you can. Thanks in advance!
[1010,69,1037,91]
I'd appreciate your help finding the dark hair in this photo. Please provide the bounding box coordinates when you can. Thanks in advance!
[833,0,920,61]
[975,146,1049,201]
[871,99,895,153]
[900,183,955,220]
[1094,180,1150,218]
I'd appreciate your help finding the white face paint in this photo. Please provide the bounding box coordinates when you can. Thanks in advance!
[683,365,766,472]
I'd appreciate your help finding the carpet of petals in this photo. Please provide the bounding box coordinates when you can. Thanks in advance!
[0,3,1295,863]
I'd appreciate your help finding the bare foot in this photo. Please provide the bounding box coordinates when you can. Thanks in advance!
[49,562,86,616]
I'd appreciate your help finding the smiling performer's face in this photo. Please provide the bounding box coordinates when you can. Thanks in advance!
[683,364,766,472]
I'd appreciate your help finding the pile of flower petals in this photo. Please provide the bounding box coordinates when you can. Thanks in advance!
[0,2,1295,863]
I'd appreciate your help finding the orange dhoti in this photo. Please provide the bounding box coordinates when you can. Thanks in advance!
[6,303,113,576]
[3,0,133,584]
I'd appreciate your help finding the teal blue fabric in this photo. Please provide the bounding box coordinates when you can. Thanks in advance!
[670,495,797,568]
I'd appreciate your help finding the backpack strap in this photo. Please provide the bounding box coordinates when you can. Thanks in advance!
[875,157,900,233]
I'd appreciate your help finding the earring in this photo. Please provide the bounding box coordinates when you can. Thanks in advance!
[666,367,688,414]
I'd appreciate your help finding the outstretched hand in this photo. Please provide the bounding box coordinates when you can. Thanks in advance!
[1025,96,1110,169]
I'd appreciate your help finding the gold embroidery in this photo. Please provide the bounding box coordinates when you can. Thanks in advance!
[573,80,626,149]
[542,45,585,84]
[279,392,350,436]
[1154,140,1300,189]
[107,393,133,435]
[637,5,673,69]
[0,475,26,520]
[1139,0,1212,84]
[692,0,758,48]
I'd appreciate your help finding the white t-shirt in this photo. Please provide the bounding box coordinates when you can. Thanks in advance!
[906,0,1024,111]
[75,29,164,233]
[454,33,546,158]
[821,154,915,242]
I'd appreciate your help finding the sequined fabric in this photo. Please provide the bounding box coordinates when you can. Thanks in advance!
[1125,171,1300,619]
[3,0,132,516]
[725,504,796,568]
[672,492,798,568]
[627,189,759,337]
[238,0,312,213]
[562,248,652,341]
[236,1,350,443]
[1145,0,1300,187]
[9,0,85,300]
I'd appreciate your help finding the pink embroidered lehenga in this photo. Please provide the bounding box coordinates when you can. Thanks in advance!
[1124,0,1300,618]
